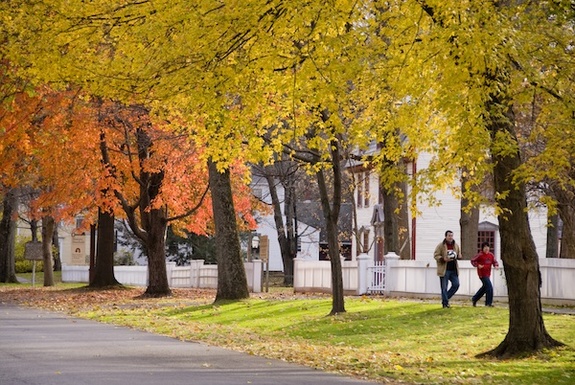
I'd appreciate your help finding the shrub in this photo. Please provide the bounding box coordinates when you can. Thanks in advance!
[15,236,44,273]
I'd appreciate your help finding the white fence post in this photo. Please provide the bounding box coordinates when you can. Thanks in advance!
[293,258,305,292]
[247,260,263,293]
[384,252,400,295]
[357,253,370,295]
[166,262,176,287]
[190,259,204,288]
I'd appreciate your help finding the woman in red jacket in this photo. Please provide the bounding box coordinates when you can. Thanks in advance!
[471,242,499,307]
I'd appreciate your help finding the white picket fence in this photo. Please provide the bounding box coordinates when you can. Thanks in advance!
[367,261,386,294]
[62,255,575,305]
[62,260,263,293]
[294,254,575,305]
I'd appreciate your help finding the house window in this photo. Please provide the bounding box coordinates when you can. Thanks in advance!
[478,231,496,254]
[363,231,369,254]
[357,173,364,208]
[356,227,370,255]
[356,171,370,208]
[364,172,370,207]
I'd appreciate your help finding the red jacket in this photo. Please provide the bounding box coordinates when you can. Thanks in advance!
[471,251,499,278]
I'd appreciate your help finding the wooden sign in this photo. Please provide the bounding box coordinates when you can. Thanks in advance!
[259,235,269,263]
[24,241,44,261]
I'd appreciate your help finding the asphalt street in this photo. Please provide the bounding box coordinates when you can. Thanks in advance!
[0,303,375,385]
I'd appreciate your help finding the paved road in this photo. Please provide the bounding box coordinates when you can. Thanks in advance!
[0,304,375,385]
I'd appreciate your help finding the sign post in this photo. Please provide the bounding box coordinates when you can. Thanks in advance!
[259,235,270,293]
[24,241,43,287]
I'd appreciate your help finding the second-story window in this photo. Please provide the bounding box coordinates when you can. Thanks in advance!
[356,171,371,208]
[364,172,370,208]
[357,173,364,208]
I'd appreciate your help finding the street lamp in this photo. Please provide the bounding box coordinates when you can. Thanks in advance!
[251,234,260,259]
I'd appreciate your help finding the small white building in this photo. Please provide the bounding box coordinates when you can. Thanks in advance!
[250,174,321,272]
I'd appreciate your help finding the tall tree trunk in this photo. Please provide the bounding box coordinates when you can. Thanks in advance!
[460,174,480,260]
[460,205,479,260]
[382,189,399,255]
[264,172,295,286]
[557,196,575,259]
[90,209,120,287]
[0,188,19,283]
[316,139,345,315]
[283,179,298,285]
[546,213,559,258]
[41,216,55,286]
[30,219,39,241]
[143,207,171,296]
[209,160,249,301]
[382,181,411,259]
[397,181,411,260]
[482,101,563,358]
[379,158,411,260]
[52,225,62,271]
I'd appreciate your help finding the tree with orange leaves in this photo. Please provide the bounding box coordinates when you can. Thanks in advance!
[1,80,258,295]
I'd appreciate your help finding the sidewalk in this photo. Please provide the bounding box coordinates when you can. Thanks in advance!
[0,303,376,385]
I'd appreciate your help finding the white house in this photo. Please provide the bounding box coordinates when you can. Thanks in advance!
[351,151,550,263]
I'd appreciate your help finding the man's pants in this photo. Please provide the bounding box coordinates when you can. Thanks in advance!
[440,270,460,306]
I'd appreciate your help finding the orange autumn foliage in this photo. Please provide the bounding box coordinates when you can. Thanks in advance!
[0,85,259,235]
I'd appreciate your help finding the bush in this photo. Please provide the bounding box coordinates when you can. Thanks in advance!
[15,259,44,273]
[15,236,44,273]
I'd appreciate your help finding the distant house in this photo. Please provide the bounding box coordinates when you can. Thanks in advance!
[296,201,353,261]
[350,151,550,263]
[250,175,321,272]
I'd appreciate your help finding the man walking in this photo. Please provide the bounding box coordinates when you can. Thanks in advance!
[434,230,462,308]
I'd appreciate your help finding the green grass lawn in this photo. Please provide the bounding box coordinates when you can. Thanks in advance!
[15,270,62,284]
[73,294,575,385]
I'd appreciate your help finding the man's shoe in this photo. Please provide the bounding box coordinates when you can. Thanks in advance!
[443,304,450,308]
[471,299,477,307]
[486,304,494,307]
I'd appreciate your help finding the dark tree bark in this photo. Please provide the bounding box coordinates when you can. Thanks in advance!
[142,205,171,297]
[265,172,295,285]
[209,160,249,302]
[90,209,121,287]
[397,181,411,260]
[316,139,345,315]
[30,219,39,242]
[0,188,19,283]
[460,205,479,260]
[134,126,171,297]
[52,225,62,271]
[480,100,563,359]
[382,189,399,255]
[556,189,575,258]
[258,160,299,286]
[282,177,298,285]
[382,182,411,259]
[41,216,55,286]
[460,174,480,260]
[546,213,559,258]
